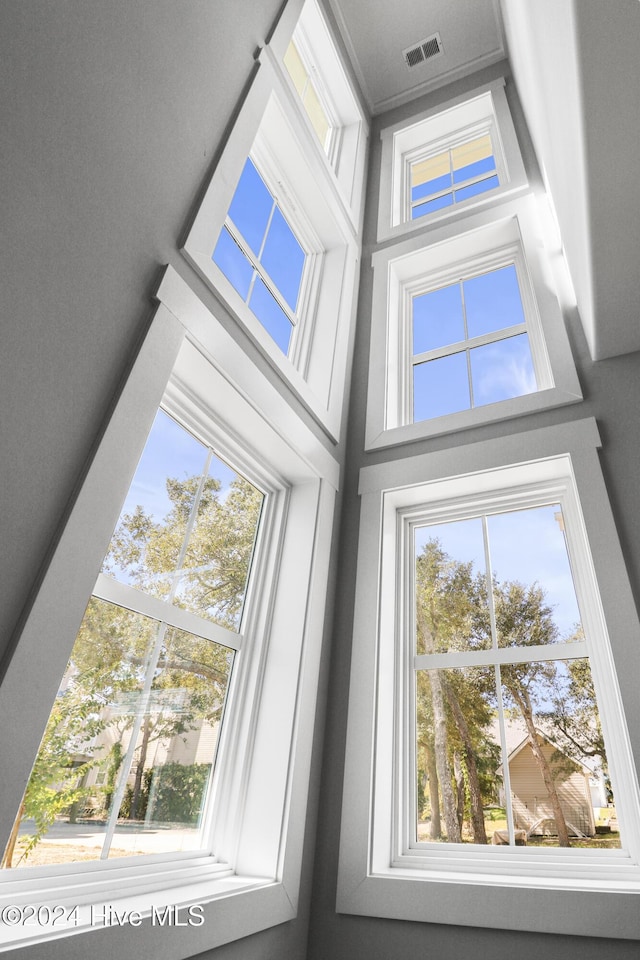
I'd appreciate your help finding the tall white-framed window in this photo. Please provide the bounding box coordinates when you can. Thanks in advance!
[366,198,582,449]
[183,5,367,440]
[273,0,368,220]
[338,419,640,940]
[0,267,340,956]
[3,401,269,870]
[377,78,528,243]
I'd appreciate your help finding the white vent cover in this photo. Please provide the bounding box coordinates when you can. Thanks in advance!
[403,33,443,69]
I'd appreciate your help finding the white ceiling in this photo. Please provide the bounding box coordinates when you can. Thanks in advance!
[328,0,505,114]
[330,0,640,361]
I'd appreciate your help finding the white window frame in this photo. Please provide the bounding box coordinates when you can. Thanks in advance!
[183,14,367,442]
[214,146,322,371]
[337,418,640,939]
[0,266,339,957]
[270,0,368,224]
[377,78,528,243]
[366,197,582,450]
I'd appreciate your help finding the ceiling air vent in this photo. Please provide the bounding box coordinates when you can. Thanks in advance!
[403,33,443,69]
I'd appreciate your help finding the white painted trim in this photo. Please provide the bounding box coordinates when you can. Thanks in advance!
[156,265,340,490]
[181,35,365,441]
[338,417,640,938]
[377,78,528,243]
[266,0,369,226]
[0,278,340,955]
[365,197,582,450]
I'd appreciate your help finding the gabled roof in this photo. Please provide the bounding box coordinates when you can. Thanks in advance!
[492,718,595,777]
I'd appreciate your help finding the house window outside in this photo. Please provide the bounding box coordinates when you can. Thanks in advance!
[412,502,617,849]
[411,262,536,421]
[3,407,264,869]
[212,156,306,355]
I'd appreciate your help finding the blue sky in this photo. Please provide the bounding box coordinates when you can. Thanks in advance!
[412,265,536,422]
[119,410,238,525]
[415,504,582,642]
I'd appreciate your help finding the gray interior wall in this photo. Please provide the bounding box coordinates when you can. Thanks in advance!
[0,3,332,958]
[307,64,640,960]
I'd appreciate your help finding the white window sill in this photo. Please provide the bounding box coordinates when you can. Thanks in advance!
[0,868,292,956]
[365,385,582,449]
[338,869,640,940]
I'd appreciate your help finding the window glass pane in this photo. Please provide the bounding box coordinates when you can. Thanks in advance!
[303,82,330,148]
[103,410,208,594]
[464,264,525,339]
[469,333,536,406]
[283,40,307,97]
[413,352,470,421]
[261,205,305,312]
[451,134,492,171]
[453,154,496,185]
[108,621,233,857]
[413,283,464,354]
[411,151,450,189]
[451,135,495,184]
[103,411,264,631]
[412,172,452,202]
[212,227,254,301]
[5,600,234,868]
[175,458,264,629]
[412,192,453,219]
[454,174,499,203]
[488,504,582,644]
[500,659,620,849]
[249,276,293,354]
[415,518,489,655]
[227,158,273,256]
[416,665,499,844]
[284,40,331,151]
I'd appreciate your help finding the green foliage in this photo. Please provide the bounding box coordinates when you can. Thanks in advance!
[147,763,212,824]
[414,533,597,846]
[4,462,261,866]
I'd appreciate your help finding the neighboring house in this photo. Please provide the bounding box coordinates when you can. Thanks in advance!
[496,721,597,838]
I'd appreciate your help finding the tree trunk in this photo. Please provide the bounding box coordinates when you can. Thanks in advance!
[427,669,461,843]
[510,687,571,847]
[453,751,465,833]
[1,799,25,869]
[425,742,441,840]
[130,715,152,820]
[444,680,488,844]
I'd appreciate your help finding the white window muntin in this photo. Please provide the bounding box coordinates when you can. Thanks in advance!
[402,118,506,224]
[366,197,582,449]
[245,133,323,371]
[378,78,528,243]
[395,476,635,867]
